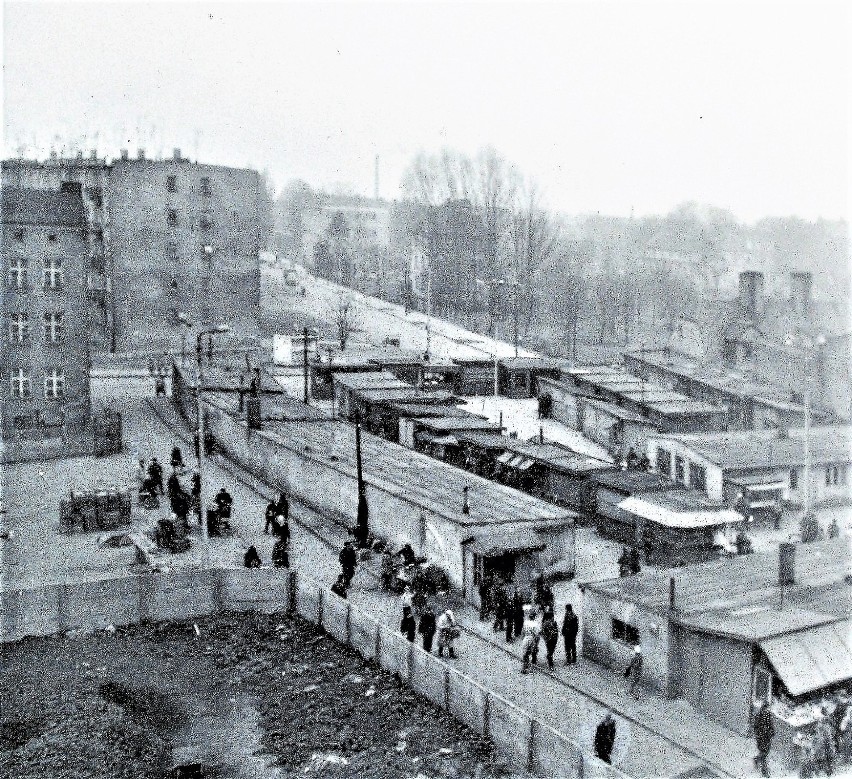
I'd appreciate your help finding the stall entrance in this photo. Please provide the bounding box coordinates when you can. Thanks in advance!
[479,552,516,582]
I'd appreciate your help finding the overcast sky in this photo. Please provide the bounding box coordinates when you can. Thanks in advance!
[2,1,849,222]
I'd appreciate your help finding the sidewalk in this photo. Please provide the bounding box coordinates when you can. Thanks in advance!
[148,397,789,779]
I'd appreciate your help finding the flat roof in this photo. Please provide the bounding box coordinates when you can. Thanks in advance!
[256,416,575,527]
[456,431,514,449]
[584,398,650,424]
[414,416,503,433]
[586,539,852,641]
[592,469,681,494]
[499,357,566,371]
[388,403,474,419]
[333,371,409,391]
[617,495,743,529]
[655,425,852,470]
[356,387,426,403]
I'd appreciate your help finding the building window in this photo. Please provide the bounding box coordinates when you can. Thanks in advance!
[656,448,672,476]
[44,368,64,399]
[8,257,28,289]
[10,368,31,398]
[14,228,24,242]
[611,618,640,645]
[790,469,798,489]
[690,463,707,493]
[43,257,63,289]
[88,187,103,208]
[166,241,178,261]
[44,312,64,343]
[675,455,685,483]
[826,468,832,486]
[201,177,212,197]
[167,209,178,227]
[9,313,30,343]
[166,175,177,193]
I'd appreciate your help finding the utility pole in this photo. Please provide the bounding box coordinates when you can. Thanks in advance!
[425,261,432,362]
[354,409,369,545]
[513,281,519,358]
[303,326,309,404]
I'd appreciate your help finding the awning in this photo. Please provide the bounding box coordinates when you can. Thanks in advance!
[431,434,459,446]
[414,430,435,442]
[465,528,547,557]
[496,451,514,464]
[617,496,744,529]
[760,620,852,697]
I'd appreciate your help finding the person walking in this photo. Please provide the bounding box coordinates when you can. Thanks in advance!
[148,458,164,494]
[264,498,277,534]
[436,609,458,659]
[276,491,290,522]
[520,607,540,674]
[624,646,643,699]
[418,606,437,653]
[167,470,182,502]
[594,712,617,765]
[813,708,837,777]
[272,537,290,569]
[504,584,516,642]
[753,700,775,778]
[400,606,416,642]
[274,515,291,548]
[562,604,579,665]
[541,611,559,671]
[339,541,357,587]
[513,589,525,643]
[170,446,184,470]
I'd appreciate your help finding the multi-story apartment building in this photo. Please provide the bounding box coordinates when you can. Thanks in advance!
[2,148,262,353]
[1,183,93,462]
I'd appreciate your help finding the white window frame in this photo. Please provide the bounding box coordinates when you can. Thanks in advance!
[43,256,63,289]
[44,368,64,399]
[10,368,31,398]
[44,312,63,343]
[9,313,30,343]
[8,256,28,288]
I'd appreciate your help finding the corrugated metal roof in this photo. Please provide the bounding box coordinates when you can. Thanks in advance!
[760,620,852,695]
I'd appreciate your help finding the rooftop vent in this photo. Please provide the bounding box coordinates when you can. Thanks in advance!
[120,149,129,161]
[173,148,182,161]
[137,148,146,160]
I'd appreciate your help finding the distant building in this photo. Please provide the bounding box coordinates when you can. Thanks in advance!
[646,425,852,509]
[2,149,262,352]
[1,183,93,462]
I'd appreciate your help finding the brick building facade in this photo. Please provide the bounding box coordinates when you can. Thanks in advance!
[1,183,93,462]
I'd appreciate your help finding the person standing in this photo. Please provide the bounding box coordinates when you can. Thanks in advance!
[624,646,643,699]
[493,577,507,633]
[541,611,559,671]
[753,700,775,778]
[264,498,278,534]
[418,606,437,653]
[520,607,540,674]
[274,515,291,549]
[594,712,616,765]
[478,573,492,621]
[272,537,290,569]
[400,606,416,642]
[436,609,458,659]
[813,708,836,777]
[562,604,579,665]
[504,584,516,642]
[276,491,290,522]
[148,458,164,494]
[339,541,357,587]
[512,589,525,643]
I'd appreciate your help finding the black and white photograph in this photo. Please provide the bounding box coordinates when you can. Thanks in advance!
[1,2,849,778]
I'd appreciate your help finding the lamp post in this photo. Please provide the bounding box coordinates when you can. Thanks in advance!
[177,311,193,367]
[194,323,231,566]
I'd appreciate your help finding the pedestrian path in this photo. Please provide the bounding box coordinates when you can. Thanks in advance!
[144,398,786,779]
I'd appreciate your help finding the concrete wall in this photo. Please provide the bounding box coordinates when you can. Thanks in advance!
[2,568,631,779]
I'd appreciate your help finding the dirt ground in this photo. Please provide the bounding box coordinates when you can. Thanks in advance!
[0,611,521,779]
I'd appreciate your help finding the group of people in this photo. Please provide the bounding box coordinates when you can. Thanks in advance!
[398,591,459,659]
[245,492,292,569]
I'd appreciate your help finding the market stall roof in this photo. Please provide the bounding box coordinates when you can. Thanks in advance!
[583,397,649,424]
[389,403,474,419]
[431,434,459,446]
[499,357,567,371]
[356,387,428,403]
[464,528,547,557]
[760,619,852,696]
[592,469,680,495]
[332,371,409,391]
[727,472,789,488]
[617,495,743,529]
[456,431,513,450]
[414,416,503,433]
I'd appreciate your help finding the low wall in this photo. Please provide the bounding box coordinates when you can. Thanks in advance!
[2,568,633,779]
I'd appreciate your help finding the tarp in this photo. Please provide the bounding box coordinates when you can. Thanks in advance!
[617,496,744,529]
[760,620,852,696]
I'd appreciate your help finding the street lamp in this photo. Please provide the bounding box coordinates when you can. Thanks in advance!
[784,332,826,517]
[195,323,231,566]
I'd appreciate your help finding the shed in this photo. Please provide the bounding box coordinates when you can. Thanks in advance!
[453,358,497,396]
[333,371,410,419]
[498,357,565,399]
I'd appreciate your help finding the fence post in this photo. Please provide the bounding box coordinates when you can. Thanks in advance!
[482,691,491,739]
[346,603,352,645]
[444,668,450,711]
[317,587,324,627]
[407,639,414,681]
[527,718,537,773]
[375,622,381,658]
[287,570,297,614]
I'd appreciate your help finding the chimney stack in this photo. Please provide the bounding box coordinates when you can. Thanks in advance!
[173,148,182,161]
[75,150,83,160]
[739,271,764,321]
[137,148,146,160]
[120,149,129,161]
[790,272,812,317]
[779,542,796,586]
[89,149,98,160]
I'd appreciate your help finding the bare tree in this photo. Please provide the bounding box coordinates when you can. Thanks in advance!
[332,296,360,350]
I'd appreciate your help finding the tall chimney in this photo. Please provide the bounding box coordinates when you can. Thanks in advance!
[790,272,812,316]
[173,148,182,161]
[137,148,146,160]
[739,271,764,321]
[374,154,380,200]
[89,149,98,160]
[120,149,129,161]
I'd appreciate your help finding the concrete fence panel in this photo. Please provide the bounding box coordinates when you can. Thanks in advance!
[348,606,379,660]
[1,585,61,642]
[321,588,350,644]
[378,625,412,682]
[447,669,489,736]
[218,568,291,613]
[142,569,218,623]
[294,575,322,624]
[411,647,448,709]
[532,722,583,779]
[487,693,533,767]
[60,576,141,632]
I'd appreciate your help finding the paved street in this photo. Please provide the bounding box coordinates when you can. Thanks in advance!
[3,389,788,779]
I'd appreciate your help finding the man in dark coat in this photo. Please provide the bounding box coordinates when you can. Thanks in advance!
[493,578,507,632]
[594,712,616,765]
[562,604,579,665]
[541,612,559,671]
[243,545,261,568]
[339,541,357,587]
[418,606,437,652]
[275,515,290,548]
[512,589,525,641]
[276,492,290,521]
[753,701,775,777]
[148,458,164,494]
[330,574,347,599]
[167,470,182,502]
[400,606,416,642]
[272,537,289,569]
[478,574,493,621]
[264,499,277,534]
